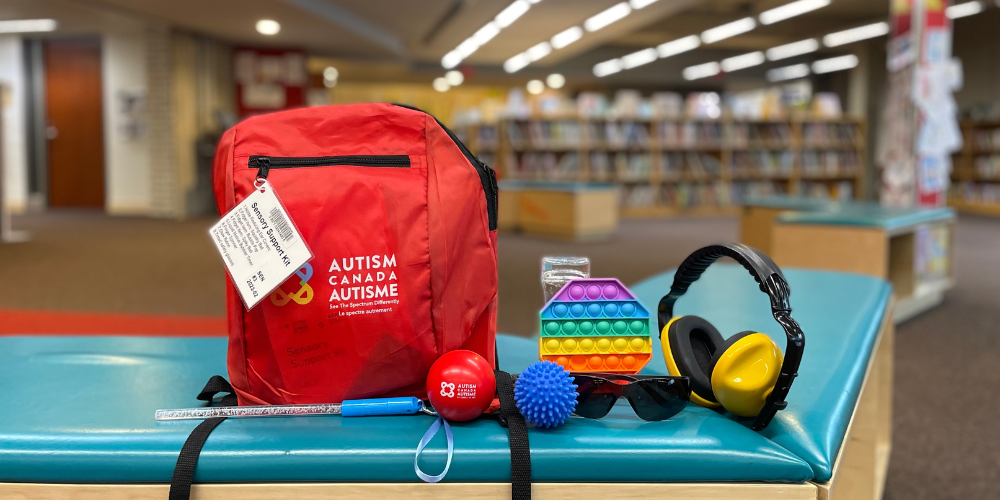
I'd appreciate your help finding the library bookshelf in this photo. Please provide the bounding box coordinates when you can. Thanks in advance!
[950,120,1000,217]
[456,116,866,218]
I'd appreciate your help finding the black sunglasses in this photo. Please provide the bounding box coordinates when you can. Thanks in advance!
[571,373,690,421]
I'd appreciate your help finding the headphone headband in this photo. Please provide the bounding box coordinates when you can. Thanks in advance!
[656,243,805,431]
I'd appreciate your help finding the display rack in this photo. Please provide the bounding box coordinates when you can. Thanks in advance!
[950,119,1000,217]
[457,116,866,218]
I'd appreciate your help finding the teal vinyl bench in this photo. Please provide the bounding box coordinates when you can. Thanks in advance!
[0,265,893,500]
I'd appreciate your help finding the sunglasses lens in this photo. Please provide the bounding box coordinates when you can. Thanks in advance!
[628,379,688,421]
[573,377,619,419]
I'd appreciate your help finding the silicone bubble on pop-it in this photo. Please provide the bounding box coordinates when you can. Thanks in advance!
[587,303,602,317]
[537,336,653,355]
[545,352,651,372]
[539,278,651,373]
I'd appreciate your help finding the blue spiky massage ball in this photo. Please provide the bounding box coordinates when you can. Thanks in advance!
[514,360,578,429]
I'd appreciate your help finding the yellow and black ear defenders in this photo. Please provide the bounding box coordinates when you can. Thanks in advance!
[658,243,805,431]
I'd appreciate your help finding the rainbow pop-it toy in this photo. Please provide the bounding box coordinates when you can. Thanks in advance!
[538,278,651,374]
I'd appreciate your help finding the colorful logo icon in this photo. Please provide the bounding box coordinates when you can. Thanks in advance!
[440,382,456,398]
[271,263,314,306]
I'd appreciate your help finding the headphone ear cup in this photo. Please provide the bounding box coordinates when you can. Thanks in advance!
[662,316,725,407]
[709,331,784,417]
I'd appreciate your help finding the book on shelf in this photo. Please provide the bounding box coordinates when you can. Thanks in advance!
[613,153,652,182]
[801,151,859,177]
[730,123,792,148]
[621,184,656,208]
[953,181,1000,204]
[512,152,581,180]
[685,153,722,178]
[974,155,1000,179]
[973,128,1000,152]
[659,152,683,180]
[477,125,499,150]
[590,121,650,149]
[802,122,860,147]
[731,151,794,178]
[661,182,730,208]
[589,152,613,181]
[658,121,722,149]
[731,181,785,205]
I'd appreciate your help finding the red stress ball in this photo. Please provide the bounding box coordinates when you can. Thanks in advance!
[426,350,496,422]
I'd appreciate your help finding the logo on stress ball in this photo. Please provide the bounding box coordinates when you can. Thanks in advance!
[440,382,456,398]
[271,263,314,306]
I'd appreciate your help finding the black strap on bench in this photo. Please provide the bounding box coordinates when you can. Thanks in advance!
[494,370,531,500]
[168,375,236,500]
[170,372,530,500]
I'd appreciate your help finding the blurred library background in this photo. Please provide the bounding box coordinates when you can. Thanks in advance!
[1,0,999,498]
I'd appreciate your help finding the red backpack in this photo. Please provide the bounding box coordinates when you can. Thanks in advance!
[212,103,498,405]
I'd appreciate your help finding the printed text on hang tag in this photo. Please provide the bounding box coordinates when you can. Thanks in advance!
[209,181,312,309]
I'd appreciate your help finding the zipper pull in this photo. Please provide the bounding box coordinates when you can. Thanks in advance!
[252,156,271,179]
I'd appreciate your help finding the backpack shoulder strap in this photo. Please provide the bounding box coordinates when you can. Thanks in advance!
[169,376,236,500]
[494,370,531,500]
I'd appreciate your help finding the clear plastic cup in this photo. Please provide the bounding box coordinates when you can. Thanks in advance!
[541,257,591,303]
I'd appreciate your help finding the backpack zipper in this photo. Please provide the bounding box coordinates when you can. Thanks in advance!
[391,104,498,231]
[250,155,411,179]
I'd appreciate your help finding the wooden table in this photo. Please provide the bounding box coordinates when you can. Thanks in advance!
[771,205,954,323]
[498,180,619,241]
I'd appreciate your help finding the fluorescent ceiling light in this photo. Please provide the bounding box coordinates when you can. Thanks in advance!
[444,70,464,86]
[701,17,756,44]
[504,53,532,73]
[683,61,721,80]
[526,79,545,94]
[759,0,831,25]
[442,0,536,68]
[621,48,658,69]
[0,19,57,33]
[629,0,659,8]
[721,51,765,72]
[823,22,889,47]
[766,38,819,61]
[657,35,701,58]
[456,38,480,58]
[433,77,450,92]
[584,2,632,32]
[812,54,859,73]
[496,0,531,28]
[946,1,983,18]
[472,22,501,45]
[546,73,566,89]
[255,19,280,35]
[593,58,624,77]
[525,41,552,61]
[767,63,810,82]
[551,26,583,49]
[441,50,463,69]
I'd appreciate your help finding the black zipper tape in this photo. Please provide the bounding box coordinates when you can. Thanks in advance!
[392,103,498,231]
[250,155,411,179]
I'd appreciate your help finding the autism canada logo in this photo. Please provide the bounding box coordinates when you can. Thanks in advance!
[440,382,456,398]
[271,263,314,306]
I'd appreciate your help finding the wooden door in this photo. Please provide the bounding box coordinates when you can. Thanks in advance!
[45,39,105,207]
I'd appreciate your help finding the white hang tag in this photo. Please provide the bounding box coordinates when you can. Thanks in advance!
[209,180,312,309]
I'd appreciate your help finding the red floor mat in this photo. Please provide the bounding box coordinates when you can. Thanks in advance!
[0,309,226,336]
